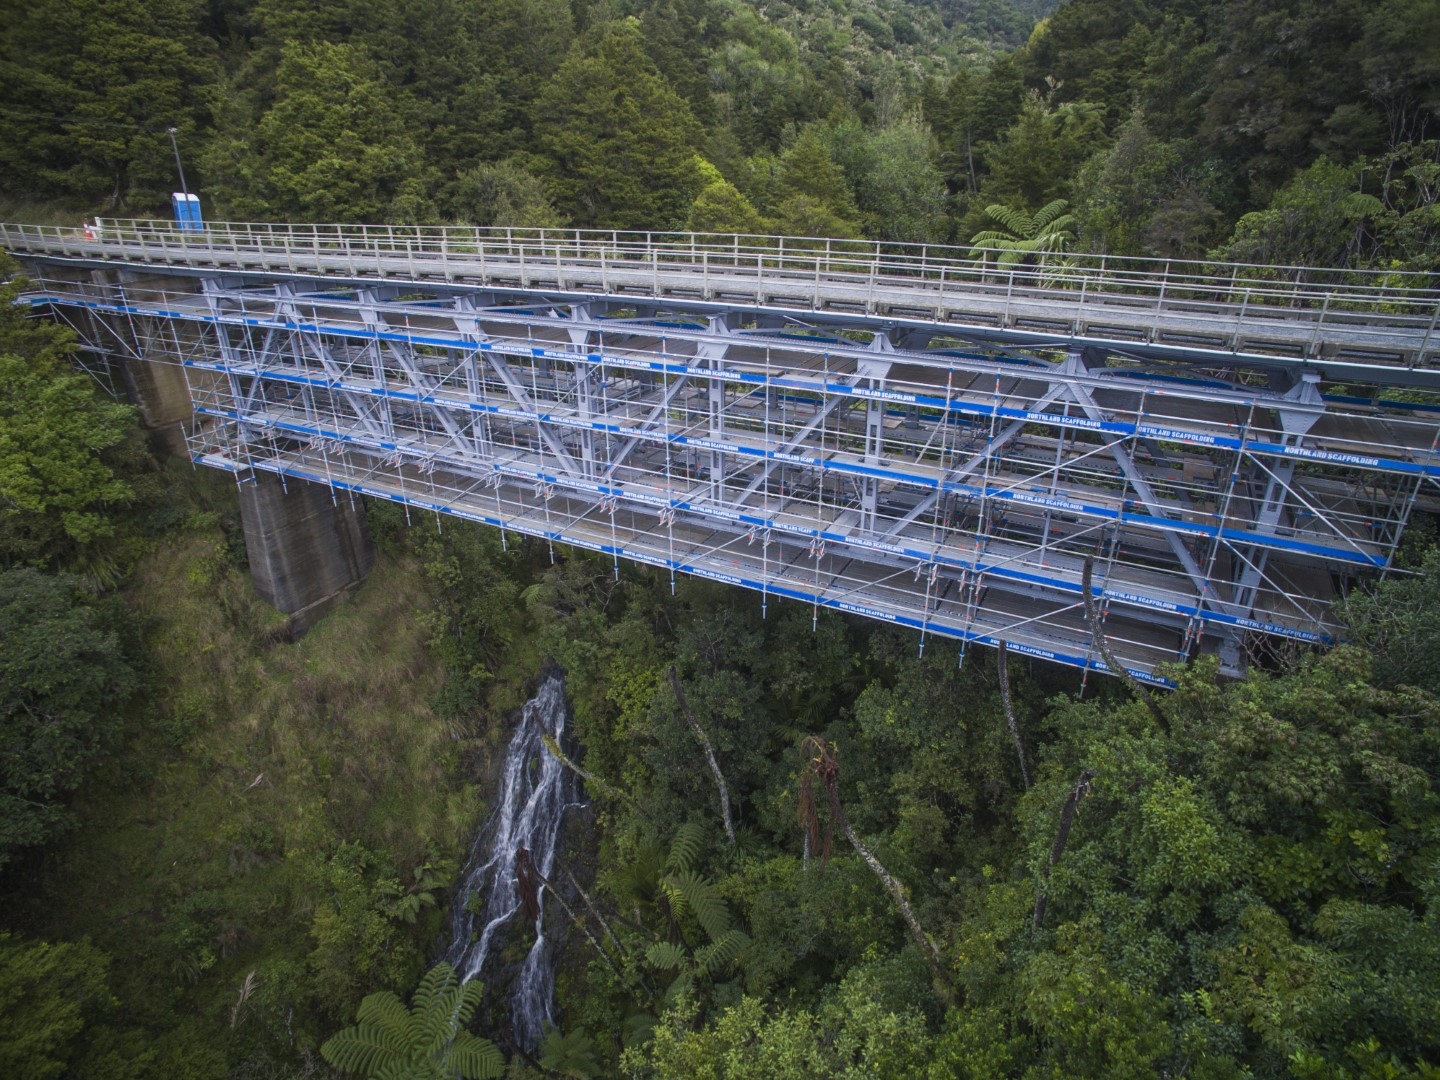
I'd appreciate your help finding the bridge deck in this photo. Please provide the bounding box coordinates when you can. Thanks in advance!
[5,218,1438,385]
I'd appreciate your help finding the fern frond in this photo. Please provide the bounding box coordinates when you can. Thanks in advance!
[455,978,483,1028]
[1033,215,1077,240]
[661,969,694,1009]
[696,928,748,976]
[984,204,1032,236]
[622,1012,657,1049]
[608,843,665,906]
[419,987,464,1055]
[320,1023,409,1075]
[666,822,705,875]
[672,870,730,942]
[1031,199,1071,230]
[446,1033,506,1079]
[1013,233,1073,255]
[1341,192,1384,219]
[645,941,688,970]
[411,961,456,1018]
[355,991,411,1037]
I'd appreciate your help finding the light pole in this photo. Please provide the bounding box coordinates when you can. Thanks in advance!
[167,127,189,197]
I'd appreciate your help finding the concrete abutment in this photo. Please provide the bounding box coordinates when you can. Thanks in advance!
[237,472,376,634]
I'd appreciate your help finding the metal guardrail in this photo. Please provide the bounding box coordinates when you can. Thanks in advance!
[5,218,1439,368]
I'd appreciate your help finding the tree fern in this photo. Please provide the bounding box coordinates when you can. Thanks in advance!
[1031,199,1071,231]
[645,941,688,971]
[986,204,1034,236]
[669,870,730,942]
[320,1023,411,1075]
[321,963,503,1080]
[970,200,1077,268]
[538,1026,600,1078]
[665,822,705,875]
[354,991,412,1035]
[446,1033,506,1079]
[408,960,451,1017]
[695,928,748,977]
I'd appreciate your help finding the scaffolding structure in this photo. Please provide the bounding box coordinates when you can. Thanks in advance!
[11,222,1440,684]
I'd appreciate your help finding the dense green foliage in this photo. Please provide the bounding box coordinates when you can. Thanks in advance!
[3,1,1440,1077]
[0,569,137,868]
[3,0,1434,268]
[320,963,503,1079]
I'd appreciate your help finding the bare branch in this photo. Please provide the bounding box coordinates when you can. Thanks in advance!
[1082,557,1167,730]
[800,736,951,999]
[517,850,626,984]
[563,864,627,959]
[841,818,948,993]
[668,666,737,847]
[996,641,1030,790]
[540,732,642,813]
[1032,768,1096,931]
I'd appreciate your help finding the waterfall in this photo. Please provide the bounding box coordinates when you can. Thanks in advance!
[444,673,581,1051]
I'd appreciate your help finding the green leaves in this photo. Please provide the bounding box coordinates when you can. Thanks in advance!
[0,266,136,565]
[320,962,502,1080]
[209,41,433,224]
[0,568,136,868]
[664,870,731,944]
[534,23,702,229]
[969,199,1078,267]
[0,933,112,1080]
[644,942,687,972]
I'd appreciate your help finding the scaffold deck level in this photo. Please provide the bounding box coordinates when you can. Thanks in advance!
[10,219,1440,683]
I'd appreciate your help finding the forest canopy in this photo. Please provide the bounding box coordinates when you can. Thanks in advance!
[0,0,1435,268]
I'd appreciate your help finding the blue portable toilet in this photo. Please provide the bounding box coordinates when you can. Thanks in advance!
[171,192,203,231]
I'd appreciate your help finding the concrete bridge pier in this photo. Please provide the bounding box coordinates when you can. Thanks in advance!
[92,266,198,454]
[237,472,376,633]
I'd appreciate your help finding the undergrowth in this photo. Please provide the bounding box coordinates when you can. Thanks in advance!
[8,506,507,1078]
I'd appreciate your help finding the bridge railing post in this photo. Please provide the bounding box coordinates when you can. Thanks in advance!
[1418,301,1440,368]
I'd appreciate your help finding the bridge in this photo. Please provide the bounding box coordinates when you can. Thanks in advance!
[6,218,1440,684]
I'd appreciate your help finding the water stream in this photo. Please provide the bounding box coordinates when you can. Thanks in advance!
[444,673,581,1051]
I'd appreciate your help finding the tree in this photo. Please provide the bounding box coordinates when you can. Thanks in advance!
[0,262,135,566]
[968,199,1078,269]
[1071,109,1223,257]
[442,159,563,229]
[0,0,217,207]
[798,736,949,996]
[0,355,136,561]
[824,117,948,244]
[1209,159,1387,268]
[205,41,433,223]
[687,178,762,235]
[1340,547,1440,693]
[320,962,504,1079]
[0,569,136,868]
[975,88,1108,212]
[633,961,935,1078]
[772,127,861,236]
[534,22,703,229]
[0,933,112,1080]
